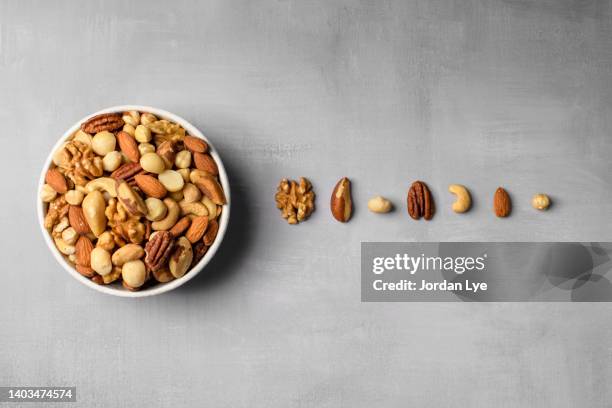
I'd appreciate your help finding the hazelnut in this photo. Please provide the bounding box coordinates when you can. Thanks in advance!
[140,113,157,126]
[169,190,184,202]
[40,184,57,202]
[65,189,85,206]
[73,130,93,146]
[122,123,136,136]
[96,231,115,252]
[102,151,122,172]
[122,111,140,127]
[177,168,190,183]
[135,125,152,143]
[91,247,112,275]
[61,227,78,245]
[175,150,192,169]
[182,183,201,203]
[532,193,551,210]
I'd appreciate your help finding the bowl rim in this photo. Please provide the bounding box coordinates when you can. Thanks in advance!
[37,105,231,297]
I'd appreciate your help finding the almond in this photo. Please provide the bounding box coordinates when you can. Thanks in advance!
[493,187,511,218]
[45,168,68,194]
[193,153,219,175]
[194,174,226,205]
[330,177,352,222]
[203,219,219,246]
[75,264,95,278]
[169,216,191,238]
[75,235,94,267]
[185,216,209,243]
[134,174,167,199]
[68,205,91,234]
[184,135,208,153]
[116,131,140,163]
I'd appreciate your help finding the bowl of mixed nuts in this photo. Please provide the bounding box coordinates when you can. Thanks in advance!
[38,106,230,297]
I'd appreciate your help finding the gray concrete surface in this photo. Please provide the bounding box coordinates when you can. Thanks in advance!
[2,0,612,406]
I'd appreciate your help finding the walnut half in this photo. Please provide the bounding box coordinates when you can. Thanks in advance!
[275,177,315,224]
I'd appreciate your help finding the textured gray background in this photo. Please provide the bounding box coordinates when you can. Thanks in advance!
[1,0,612,406]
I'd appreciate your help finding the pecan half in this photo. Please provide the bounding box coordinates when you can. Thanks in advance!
[144,231,175,272]
[81,113,124,134]
[407,181,434,220]
[111,162,144,187]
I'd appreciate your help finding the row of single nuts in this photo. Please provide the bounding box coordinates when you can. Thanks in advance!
[42,111,226,291]
[274,177,552,223]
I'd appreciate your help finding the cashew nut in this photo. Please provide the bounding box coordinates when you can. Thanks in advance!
[111,244,144,266]
[448,184,471,213]
[85,177,118,197]
[54,237,75,255]
[53,216,70,234]
[201,196,217,219]
[152,198,180,231]
[179,200,209,217]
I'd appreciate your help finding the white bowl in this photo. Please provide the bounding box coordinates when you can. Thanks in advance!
[37,106,230,297]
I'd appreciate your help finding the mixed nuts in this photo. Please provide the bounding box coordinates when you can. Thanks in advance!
[41,111,226,291]
[274,178,551,223]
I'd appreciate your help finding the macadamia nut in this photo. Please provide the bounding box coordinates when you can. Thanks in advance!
[367,196,392,213]
[138,143,155,156]
[122,260,147,288]
[92,131,116,156]
[158,170,184,192]
[140,152,166,174]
